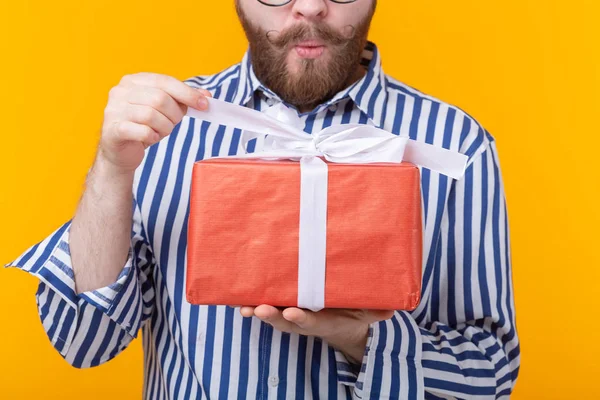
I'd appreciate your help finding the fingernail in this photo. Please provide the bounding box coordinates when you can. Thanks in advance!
[197,96,208,109]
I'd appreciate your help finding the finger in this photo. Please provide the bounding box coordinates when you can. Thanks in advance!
[239,306,257,318]
[282,307,318,330]
[126,86,187,125]
[126,104,175,137]
[113,120,160,145]
[254,304,280,320]
[254,305,295,332]
[127,73,209,110]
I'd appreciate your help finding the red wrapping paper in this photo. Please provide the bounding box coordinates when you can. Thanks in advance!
[186,158,422,310]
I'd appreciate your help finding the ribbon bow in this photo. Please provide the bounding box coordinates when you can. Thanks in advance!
[185,98,468,311]
[186,98,468,179]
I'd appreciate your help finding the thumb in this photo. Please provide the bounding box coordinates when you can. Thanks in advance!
[195,87,212,98]
[180,87,212,114]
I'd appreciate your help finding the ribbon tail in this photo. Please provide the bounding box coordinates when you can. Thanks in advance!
[404,140,468,180]
[186,98,308,140]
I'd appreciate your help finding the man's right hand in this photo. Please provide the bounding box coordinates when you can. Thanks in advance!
[98,72,211,174]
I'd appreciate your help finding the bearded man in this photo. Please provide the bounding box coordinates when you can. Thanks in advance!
[5,0,520,398]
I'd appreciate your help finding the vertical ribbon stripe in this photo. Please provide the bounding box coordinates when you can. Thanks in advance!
[297,156,329,311]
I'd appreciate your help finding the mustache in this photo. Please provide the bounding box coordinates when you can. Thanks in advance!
[266,23,354,48]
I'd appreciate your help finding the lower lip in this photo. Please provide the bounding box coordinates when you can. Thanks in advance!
[295,45,325,59]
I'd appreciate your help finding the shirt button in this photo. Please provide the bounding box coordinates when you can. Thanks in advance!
[266,98,275,106]
[268,376,279,387]
[328,103,338,112]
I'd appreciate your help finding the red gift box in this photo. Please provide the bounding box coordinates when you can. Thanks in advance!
[185,158,422,310]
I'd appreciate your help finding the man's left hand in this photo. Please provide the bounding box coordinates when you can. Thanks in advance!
[237,305,394,365]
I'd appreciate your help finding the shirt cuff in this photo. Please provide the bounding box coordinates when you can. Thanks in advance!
[334,347,363,386]
[353,311,424,399]
[77,249,134,315]
[4,221,136,327]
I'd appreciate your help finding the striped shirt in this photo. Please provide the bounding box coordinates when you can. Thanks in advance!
[4,41,520,399]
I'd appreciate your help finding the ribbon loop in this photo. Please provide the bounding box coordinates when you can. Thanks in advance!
[186,98,468,178]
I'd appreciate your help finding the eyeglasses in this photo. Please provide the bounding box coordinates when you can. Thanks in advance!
[258,0,358,7]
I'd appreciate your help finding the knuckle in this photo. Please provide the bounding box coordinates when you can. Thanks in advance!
[141,125,152,137]
[112,121,126,139]
[147,73,162,87]
[137,106,154,124]
[149,92,168,109]
[108,86,118,99]
[124,72,151,87]
[119,74,133,85]
[103,105,115,120]
[144,126,157,141]
[109,86,128,103]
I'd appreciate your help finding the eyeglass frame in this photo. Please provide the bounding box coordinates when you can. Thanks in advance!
[257,0,358,7]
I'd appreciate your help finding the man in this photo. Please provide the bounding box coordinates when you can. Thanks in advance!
[4,0,520,398]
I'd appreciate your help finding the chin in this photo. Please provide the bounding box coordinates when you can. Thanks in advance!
[287,52,328,74]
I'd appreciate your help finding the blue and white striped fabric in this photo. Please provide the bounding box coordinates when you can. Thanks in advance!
[4,41,519,399]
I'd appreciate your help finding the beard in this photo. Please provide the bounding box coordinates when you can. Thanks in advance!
[235,3,375,111]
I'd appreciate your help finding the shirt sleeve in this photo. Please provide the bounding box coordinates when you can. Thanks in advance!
[3,197,156,368]
[338,140,520,399]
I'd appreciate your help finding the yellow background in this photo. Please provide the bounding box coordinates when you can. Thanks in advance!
[1,0,598,398]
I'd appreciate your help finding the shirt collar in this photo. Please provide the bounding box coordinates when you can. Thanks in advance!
[233,40,388,128]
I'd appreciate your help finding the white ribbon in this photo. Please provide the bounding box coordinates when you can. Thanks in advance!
[297,156,328,311]
[185,98,468,311]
